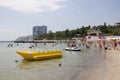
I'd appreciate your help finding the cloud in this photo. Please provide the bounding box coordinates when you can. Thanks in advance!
[0,0,66,13]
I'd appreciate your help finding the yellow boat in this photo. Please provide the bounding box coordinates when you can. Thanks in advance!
[16,50,62,60]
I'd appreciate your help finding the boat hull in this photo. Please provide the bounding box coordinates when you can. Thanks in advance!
[16,50,62,60]
[65,47,81,51]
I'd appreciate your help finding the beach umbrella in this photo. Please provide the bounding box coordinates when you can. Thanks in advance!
[106,38,113,42]
[106,35,115,41]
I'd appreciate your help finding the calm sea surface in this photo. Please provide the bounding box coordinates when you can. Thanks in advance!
[0,42,103,80]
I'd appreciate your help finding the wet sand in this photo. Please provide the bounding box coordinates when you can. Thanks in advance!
[74,49,120,80]
[105,50,120,80]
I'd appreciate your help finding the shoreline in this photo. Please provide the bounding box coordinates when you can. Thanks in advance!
[14,40,75,43]
[74,49,120,80]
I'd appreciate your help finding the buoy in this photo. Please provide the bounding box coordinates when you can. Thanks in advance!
[15,60,18,62]
[59,63,62,66]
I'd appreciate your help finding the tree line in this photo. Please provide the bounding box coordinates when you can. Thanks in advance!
[35,22,120,40]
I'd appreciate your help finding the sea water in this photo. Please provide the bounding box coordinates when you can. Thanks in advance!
[0,42,104,80]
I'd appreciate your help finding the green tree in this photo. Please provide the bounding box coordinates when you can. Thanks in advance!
[81,26,85,36]
[47,30,54,40]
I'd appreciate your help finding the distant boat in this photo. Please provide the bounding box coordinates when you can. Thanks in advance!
[65,39,81,51]
[65,47,81,51]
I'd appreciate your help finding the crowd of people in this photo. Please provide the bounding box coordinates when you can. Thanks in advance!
[84,37,120,50]
[66,36,120,51]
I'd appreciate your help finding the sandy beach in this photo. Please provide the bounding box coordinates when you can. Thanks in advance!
[74,49,120,80]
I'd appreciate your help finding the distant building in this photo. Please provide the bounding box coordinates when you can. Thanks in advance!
[86,29,104,41]
[115,22,120,26]
[33,25,47,40]
[87,30,103,36]
[16,35,33,41]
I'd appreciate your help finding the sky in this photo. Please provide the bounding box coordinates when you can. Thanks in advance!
[0,0,120,41]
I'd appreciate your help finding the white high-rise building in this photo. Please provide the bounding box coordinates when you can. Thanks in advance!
[33,25,47,40]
